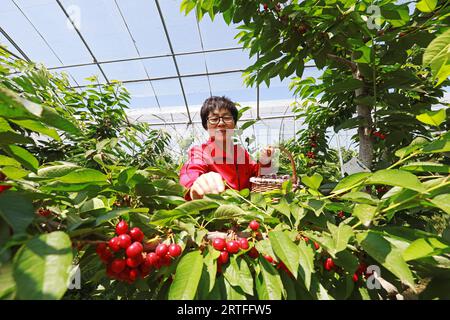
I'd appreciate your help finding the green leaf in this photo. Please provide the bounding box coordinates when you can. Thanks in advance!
[13,231,73,300]
[401,162,450,174]
[416,0,437,13]
[297,240,314,290]
[3,145,39,172]
[301,173,323,190]
[0,264,15,299]
[223,277,247,300]
[0,155,21,167]
[357,231,415,288]
[416,109,447,127]
[365,169,425,193]
[395,137,428,159]
[0,166,29,179]
[269,231,299,278]
[79,198,105,214]
[0,131,34,145]
[332,172,371,194]
[429,194,450,214]
[341,192,379,205]
[174,199,220,214]
[10,119,60,140]
[423,29,450,86]
[255,257,283,300]
[214,204,246,219]
[0,191,34,234]
[223,256,253,295]
[422,137,450,154]
[403,238,450,262]
[168,250,203,300]
[353,204,377,227]
[328,78,364,93]
[271,198,291,219]
[330,223,354,254]
[55,168,107,184]
[203,247,219,292]
[37,163,81,178]
[95,208,149,226]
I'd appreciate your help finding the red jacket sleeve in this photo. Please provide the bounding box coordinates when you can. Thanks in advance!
[179,146,209,199]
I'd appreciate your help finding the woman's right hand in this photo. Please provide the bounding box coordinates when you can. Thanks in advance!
[190,172,225,199]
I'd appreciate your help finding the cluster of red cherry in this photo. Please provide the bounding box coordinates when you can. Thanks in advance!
[96,220,182,283]
[323,257,370,283]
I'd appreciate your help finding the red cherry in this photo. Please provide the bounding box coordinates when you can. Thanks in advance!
[155,243,168,257]
[129,269,139,282]
[238,238,249,250]
[226,241,240,254]
[118,234,132,249]
[115,220,128,235]
[212,238,226,251]
[218,251,229,264]
[140,265,151,278]
[126,242,143,258]
[357,262,367,275]
[0,185,12,193]
[96,243,107,256]
[337,211,345,219]
[129,227,144,242]
[111,258,126,273]
[324,257,335,271]
[145,252,160,267]
[264,255,274,264]
[160,254,171,266]
[249,220,260,231]
[247,247,259,259]
[108,237,121,252]
[100,249,113,263]
[106,265,117,279]
[310,142,317,148]
[313,242,320,250]
[263,3,268,11]
[352,273,359,282]
[38,208,51,217]
[126,255,143,268]
[168,244,182,258]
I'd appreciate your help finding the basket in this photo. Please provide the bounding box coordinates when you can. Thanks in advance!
[250,146,298,193]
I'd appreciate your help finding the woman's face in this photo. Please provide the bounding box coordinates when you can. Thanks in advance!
[206,107,235,143]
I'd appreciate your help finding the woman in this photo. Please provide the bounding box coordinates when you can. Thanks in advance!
[180,96,274,200]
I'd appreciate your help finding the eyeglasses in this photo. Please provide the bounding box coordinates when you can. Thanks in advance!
[207,116,234,125]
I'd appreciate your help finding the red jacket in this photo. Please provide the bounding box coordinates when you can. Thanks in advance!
[179,138,268,199]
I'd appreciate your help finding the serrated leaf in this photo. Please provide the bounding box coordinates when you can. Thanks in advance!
[332,172,371,194]
[416,109,447,127]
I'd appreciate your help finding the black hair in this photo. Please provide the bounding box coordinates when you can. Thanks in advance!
[200,96,238,130]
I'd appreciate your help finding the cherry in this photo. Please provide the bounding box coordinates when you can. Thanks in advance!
[168,244,182,258]
[129,269,139,282]
[247,247,259,259]
[352,273,359,282]
[96,243,107,256]
[238,238,249,250]
[111,258,126,274]
[160,254,172,267]
[212,238,226,251]
[126,255,143,268]
[118,234,132,249]
[249,220,260,231]
[226,241,240,254]
[100,249,113,263]
[115,220,128,235]
[324,257,335,271]
[218,251,229,264]
[129,227,144,242]
[263,3,268,11]
[155,243,169,257]
[357,262,367,275]
[140,265,151,278]
[303,236,309,243]
[310,142,317,148]
[264,255,274,264]
[38,208,51,217]
[145,252,160,267]
[0,185,12,193]
[313,242,320,250]
[126,242,143,258]
[108,237,121,252]
[337,211,345,219]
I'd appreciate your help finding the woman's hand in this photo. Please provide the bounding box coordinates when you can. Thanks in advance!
[190,172,225,199]
[259,145,275,165]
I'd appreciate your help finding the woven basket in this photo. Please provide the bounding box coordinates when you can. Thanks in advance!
[250,146,298,193]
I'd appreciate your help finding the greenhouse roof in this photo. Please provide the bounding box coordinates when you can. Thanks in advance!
[0,0,322,126]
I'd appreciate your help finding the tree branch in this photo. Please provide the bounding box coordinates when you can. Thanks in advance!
[326,54,357,73]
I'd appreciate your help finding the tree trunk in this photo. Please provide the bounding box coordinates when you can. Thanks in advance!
[353,67,373,169]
